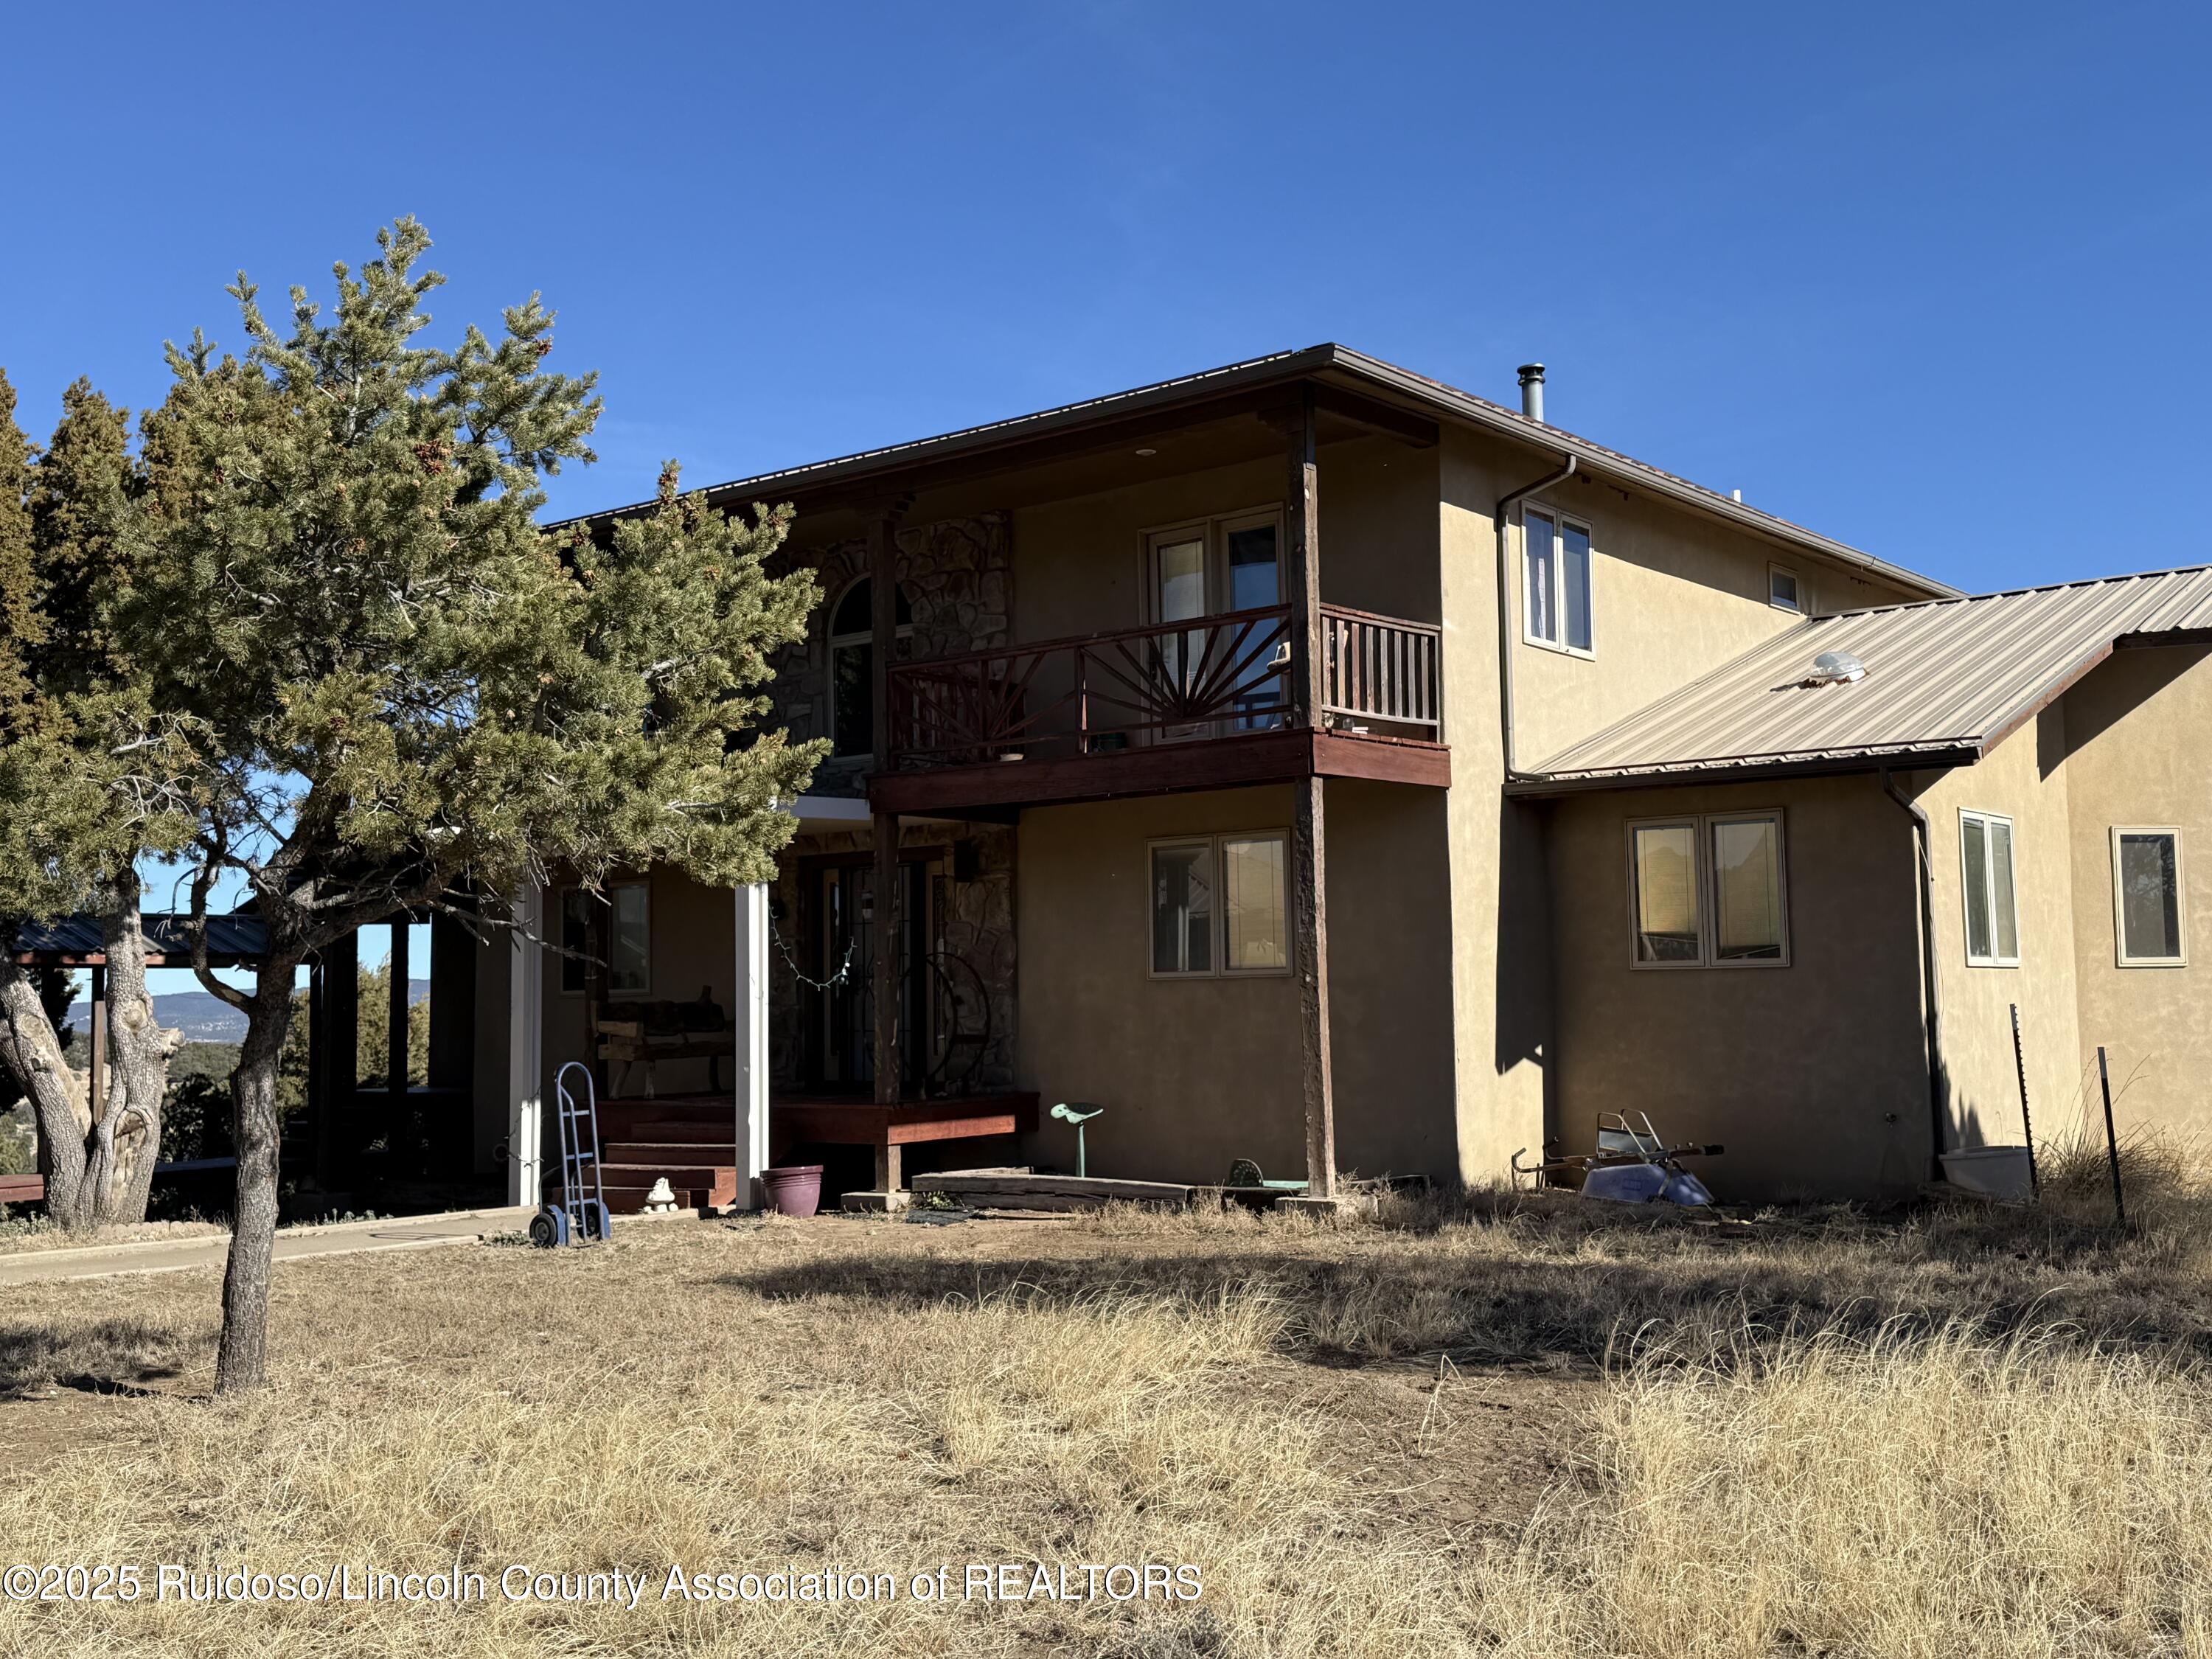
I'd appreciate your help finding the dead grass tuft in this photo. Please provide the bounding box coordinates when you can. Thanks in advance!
[1472,1319,2212,1656]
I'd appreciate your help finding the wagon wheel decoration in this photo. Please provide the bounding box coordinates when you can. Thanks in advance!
[860,950,994,1096]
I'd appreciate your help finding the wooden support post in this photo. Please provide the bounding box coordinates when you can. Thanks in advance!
[866,500,909,1197]
[319,928,359,1189]
[305,954,326,1188]
[1282,386,1338,1199]
[387,918,411,1099]
[87,964,105,1127]
[426,908,474,1091]
[870,818,902,1115]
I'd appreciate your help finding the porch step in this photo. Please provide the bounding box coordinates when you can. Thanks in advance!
[608,1119,741,1145]
[554,1161,740,1213]
[603,1139,739,1165]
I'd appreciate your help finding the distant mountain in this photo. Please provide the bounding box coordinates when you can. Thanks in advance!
[68,981,428,1043]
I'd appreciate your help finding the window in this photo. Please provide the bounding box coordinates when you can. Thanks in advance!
[609,881,651,995]
[1150,832,1290,976]
[1959,810,2020,967]
[1147,511,1286,733]
[2111,827,2185,967]
[557,888,591,994]
[1627,811,1788,968]
[1769,564,1804,613]
[1523,507,1593,655]
[828,577,913,759]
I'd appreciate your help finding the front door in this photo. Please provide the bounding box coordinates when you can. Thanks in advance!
[812,858,937,1091]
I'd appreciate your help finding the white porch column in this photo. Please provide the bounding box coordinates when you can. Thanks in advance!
[732,882,771,1208]
[506,885,546,1206]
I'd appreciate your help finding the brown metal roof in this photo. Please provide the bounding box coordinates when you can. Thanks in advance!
[556,344,1958,602]
[1523,565,2212,790]
[9,912,270,967]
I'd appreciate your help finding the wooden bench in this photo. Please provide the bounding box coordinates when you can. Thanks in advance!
[0,1173,46,1206]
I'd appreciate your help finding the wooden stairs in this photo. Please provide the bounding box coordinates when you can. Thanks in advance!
[560,1097,744,1214]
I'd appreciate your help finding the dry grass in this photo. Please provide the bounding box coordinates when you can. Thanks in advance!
[1472,1322,2212,1656]
[1,1183,2209,1657]
[0,1217,229,1256]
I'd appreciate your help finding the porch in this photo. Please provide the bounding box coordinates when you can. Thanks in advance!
[873,600,1448,815]
[572,1088,1040,1211]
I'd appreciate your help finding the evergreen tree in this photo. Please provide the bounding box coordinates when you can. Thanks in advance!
[0,376,191,1228]
[133,220,822,1391]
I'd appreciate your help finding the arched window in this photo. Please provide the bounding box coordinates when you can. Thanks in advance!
[829,577,912,758]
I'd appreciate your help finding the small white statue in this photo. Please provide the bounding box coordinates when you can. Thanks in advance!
[642,1176,678,1215]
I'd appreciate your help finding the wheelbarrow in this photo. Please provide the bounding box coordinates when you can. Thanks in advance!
[1512,1110,1723,1207]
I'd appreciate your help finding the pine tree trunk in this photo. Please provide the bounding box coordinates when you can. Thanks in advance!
[0,956,93,1224]
[215,971,296,1393]
[97,886,175,1222]
[0,884,178,1230]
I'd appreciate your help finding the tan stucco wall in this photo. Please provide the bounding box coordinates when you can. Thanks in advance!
[2057,644,2212,1147]
[1438,432,1548,1184]
[1906,709,2084,1154]
[1545,774,1930,1201]
[1015,779,1459,1187]
[1015,787,1304,1184]
[1504,472,1919,768]
[1312,779,1458,1180]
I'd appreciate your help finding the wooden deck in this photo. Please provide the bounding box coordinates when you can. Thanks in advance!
[576,1090,1039,1213]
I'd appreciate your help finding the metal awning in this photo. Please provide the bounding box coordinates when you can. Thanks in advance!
[1520,565,2212,792]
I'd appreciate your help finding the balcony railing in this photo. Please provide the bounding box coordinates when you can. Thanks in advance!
[886,602,1440,768]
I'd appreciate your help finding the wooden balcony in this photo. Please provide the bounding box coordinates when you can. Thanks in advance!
[872,602,1448,814]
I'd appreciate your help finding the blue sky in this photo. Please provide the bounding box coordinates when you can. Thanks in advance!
[6,1,2207,992]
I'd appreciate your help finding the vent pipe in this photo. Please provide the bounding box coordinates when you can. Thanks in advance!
[1516,363,1546,423]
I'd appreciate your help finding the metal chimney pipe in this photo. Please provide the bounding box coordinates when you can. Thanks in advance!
[1517,363,1546,423]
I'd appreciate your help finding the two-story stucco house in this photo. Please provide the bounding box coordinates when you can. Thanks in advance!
[357,344,2208,1211]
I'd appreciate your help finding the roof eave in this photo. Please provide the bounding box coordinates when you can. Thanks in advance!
[1504,744,1983,798]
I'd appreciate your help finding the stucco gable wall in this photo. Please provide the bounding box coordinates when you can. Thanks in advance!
[2056,644,2212,1148]
[1908,710,2084,1156]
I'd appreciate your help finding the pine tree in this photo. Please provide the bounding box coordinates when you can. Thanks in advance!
[0,376,190,1228]
[0,371,37,725]
[133,220,823,1390]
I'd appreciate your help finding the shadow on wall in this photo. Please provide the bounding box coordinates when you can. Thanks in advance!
[1493,796,1551,1086]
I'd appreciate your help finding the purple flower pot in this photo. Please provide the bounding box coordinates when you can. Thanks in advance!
[760,1165,824,1219]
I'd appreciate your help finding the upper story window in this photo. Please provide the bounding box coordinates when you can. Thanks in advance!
[829,577,912,759]
[1523,506,1593,656]
[2111,827,2186,967]
[1149,509,1285,731]
[1960,810,2020,967]
[1769,564,1804,613]
[1627,811,1789,969]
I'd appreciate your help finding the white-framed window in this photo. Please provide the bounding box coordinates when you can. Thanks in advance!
[2111,827,2186,967]
[608,880,652,996]
[1522,504,1593,656]
[1627,810,1789,969]
[1150,831,1290,978]
[1147,508,1287,733]
[1769,563,1804,613]
[827,575,913,759]
[1959,810,2020,967]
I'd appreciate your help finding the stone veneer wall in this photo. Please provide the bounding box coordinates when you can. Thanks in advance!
[765,821,1018,1094]
[766,512,1013,799]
